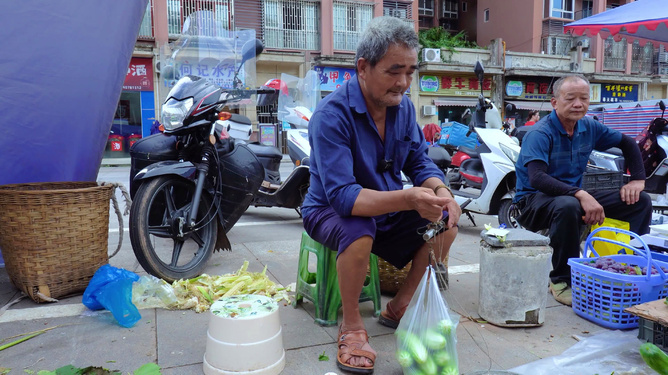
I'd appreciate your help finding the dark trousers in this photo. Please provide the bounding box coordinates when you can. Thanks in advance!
[516,190,652,285]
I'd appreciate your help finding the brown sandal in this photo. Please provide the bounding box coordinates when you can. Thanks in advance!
[336,327,376,374]
[378,301,407,329]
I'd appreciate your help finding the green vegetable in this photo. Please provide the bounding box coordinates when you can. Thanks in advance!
[419,357,438,375]
[402,331,428,364]
[433,350,452,367]
[439,366,459,375]
[318,350,329,361]
[639,342,668,375]
[424,329,447,350]
[397,350,413,368]
[437,319,453,335]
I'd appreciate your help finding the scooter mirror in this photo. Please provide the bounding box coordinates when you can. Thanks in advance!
[505,103,516,113]
[240,39,264,66]
[474,61,485,85]
[660,100,666,113]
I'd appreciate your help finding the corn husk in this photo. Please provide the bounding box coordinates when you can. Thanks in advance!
[170,261,294,312]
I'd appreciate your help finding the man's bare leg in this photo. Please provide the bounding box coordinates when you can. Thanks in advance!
[336,235,376,368]
[387,227,458,316]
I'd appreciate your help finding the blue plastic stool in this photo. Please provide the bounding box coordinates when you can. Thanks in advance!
[293,232,381,326]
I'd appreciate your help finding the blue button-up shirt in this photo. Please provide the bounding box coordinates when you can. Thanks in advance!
[514,110,621,201]
[302,75,444,221]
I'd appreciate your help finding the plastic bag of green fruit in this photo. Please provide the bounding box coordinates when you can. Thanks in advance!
[395,265,459,375]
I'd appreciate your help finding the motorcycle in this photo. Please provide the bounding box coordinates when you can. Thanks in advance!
[588,100,668,195]
[128,12,307,281]
[447,62,522,228]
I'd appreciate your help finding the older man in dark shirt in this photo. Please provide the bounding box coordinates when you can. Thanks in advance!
[301,16,460,374]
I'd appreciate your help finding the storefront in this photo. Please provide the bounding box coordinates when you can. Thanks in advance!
[503,76,555,128]
[418,73,492,126]
[105,57,156,159]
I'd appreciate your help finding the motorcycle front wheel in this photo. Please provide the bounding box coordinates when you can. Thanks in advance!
[498,198,521,228]
[130,176,217,282]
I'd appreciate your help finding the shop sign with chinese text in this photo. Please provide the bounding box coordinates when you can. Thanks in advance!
[599,83,638,103]
[419,74,492,96]
[123,57,153,91]
[314,66,355,91]
[505,77,552,100]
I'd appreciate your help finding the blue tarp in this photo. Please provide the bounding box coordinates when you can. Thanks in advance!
[0,0,148,184]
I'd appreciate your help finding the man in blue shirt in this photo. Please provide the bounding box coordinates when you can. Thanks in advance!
[302,16,461,374]
[514,74,651,307]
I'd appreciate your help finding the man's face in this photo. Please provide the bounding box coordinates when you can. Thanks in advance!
[357,44,418,109]
[551,78,590,124]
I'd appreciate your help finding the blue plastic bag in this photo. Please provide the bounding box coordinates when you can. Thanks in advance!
[83,264,141,328]
[439,121,478,148]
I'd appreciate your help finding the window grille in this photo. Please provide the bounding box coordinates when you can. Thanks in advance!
[604,36,627,71]
[631,41,654,74]
[383,1,414,26]
[167,0,232,37]
[333,1,373,51]
[263,0,320,50]
[442,0,457,19]
[541,36,572,55]
[138,1,154,39]
[418,0,434,16]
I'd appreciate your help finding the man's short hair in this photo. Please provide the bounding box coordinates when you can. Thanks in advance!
[551,74,590,98]
[355,16,419,72]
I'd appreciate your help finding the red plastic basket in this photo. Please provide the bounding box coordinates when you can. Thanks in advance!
[568,227,668,329]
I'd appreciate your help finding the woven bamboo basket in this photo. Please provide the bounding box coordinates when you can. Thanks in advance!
[0,182,113,302]
[378,255,450,295]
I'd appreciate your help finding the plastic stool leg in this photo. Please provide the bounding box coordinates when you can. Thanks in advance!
[315,247,341,326]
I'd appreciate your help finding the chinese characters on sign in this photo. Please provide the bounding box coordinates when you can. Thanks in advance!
[600,83,638,103]
[419,75,492,96]
[314,66,356,91]
[123,57,153,91]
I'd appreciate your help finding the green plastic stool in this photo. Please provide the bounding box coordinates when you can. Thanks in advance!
[293,231,381,326]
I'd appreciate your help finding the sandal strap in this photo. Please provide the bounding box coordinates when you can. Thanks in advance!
[385,301,407,321]
[338,329,376,364]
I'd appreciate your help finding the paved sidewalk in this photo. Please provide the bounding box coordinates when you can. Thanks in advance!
[0,166,623,374]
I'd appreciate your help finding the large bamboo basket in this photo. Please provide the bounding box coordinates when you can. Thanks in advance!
[0,182,112,302]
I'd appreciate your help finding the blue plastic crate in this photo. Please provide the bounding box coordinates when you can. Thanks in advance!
[568,227,668,329]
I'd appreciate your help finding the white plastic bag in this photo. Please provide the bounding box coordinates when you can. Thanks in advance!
[395,265,459,375]
[131,275,178,309]
[509,330,655,375]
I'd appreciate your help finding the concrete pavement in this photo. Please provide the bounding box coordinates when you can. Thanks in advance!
[0,165,634,374]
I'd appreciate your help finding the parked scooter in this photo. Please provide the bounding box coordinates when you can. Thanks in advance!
[588,100,668,194]
[128,13,308,281]
[277,71,320,166]
[448,62,522,227]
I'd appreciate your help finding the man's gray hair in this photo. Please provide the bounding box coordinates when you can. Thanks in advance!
[355,16,419,71]
[551,74,590,98]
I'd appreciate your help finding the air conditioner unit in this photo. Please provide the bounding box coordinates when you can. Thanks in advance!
[422,105,437,116]
[422,48,441,63]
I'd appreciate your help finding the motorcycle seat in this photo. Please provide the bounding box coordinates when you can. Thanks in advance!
[247,142,283,160]
[458,146,479,158]
[603,147,623,156]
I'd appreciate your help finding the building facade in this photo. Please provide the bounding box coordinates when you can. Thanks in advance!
[107,0,668,159]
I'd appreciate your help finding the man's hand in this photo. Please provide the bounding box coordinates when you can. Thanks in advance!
[406,187,450,223]
[574,190,605,226]
[620,179,645,205]
[434,187,461,229]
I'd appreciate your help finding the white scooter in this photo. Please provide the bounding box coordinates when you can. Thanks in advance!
[449,62,522,227]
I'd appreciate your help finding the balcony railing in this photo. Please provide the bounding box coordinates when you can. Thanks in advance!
[333,1,373,51]
[263,0,321,50]
[604,37,627,71]
[167,0,232,37]
[631,41,654,75]
[138,1,154,39]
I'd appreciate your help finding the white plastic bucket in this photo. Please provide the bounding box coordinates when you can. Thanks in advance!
[203,294,285,375]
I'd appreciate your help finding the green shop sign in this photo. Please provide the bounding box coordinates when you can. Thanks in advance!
[420,76,439,92]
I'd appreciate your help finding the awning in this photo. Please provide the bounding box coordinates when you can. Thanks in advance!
[433,98,478,107]
[505,100,553,111]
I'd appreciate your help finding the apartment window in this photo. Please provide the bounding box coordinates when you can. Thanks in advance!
[167,0,231,37]
[418,0,434,16]
[603,36,627,71]
[334,1,373,51]
[383,1,414,26]
[462,2,467,12]
[263,0,320,50]
[138,1,154,39]
[483,8,489,22]
[631,40,654,74]
[581,0,592,19]
[550,0,574,19]
[442,0,458,18]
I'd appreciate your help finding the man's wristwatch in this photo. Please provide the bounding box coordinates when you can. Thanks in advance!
[434,184,453,197]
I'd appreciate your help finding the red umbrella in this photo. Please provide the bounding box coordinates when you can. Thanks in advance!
[564,0,668,48]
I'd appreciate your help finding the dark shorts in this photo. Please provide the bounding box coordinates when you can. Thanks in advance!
[303,206,449,269]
